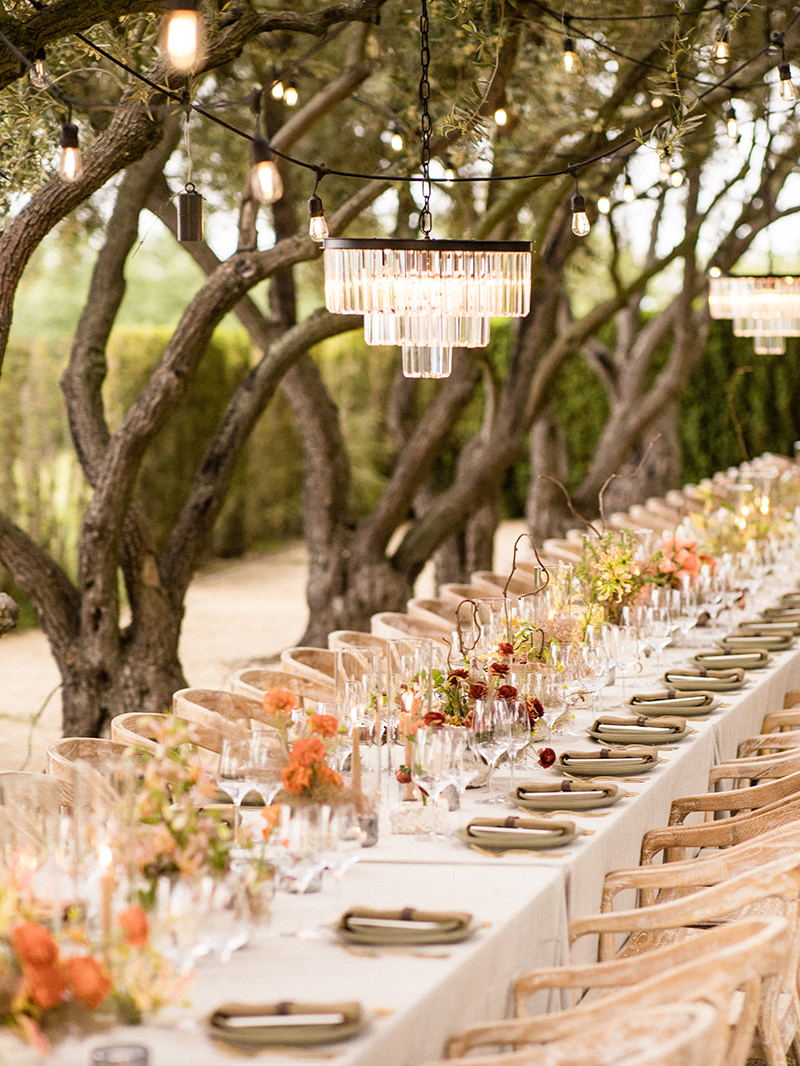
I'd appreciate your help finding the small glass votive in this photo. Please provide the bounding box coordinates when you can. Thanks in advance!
[90,1046,149,1065]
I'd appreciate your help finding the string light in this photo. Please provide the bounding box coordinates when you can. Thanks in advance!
[283,82,299,107]
[670,169,684,187]
[724,100,738,138]
[570,179,590,236]
[713,28,730,63]
[29,47,48,90]
[658,149,672,177]
[650,95,665,108]
[597,194,611,214]
[622,171,635,202]
[58,120,83,182]
[249,135,283,204]
[307,191,329,242]
[443,158,456,186]
[563,36,578,73]
[779,61,797,102]
[493,106,508,127]
[389,124,404,151]
[164,0,203,72]
[270,79,284,100]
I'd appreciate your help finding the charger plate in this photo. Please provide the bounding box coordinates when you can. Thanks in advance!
[556,746,658,776]
[509,779,622,811]
[692,649,771,670]
[457,814,577,851]
[662,668,745,692]
[336,907,476,946]
[717,633,793,653]
[738,619,800,636]
[626,692,718,715]
[587,715,689,745]
[207,1000,368,1048]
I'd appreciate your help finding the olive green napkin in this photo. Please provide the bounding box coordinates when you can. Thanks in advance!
[460,814,576,850]
[662,666,745,692]
[512,779,621,811]
[207,1000,366,1049]
[717,633,793,652]
[737,620,800,635]
[628,691,716,712]
[763,607,800,622]
[337,906,474,945]
[692,649,770,670]
[590,714,686,738]
[557,746,658,776]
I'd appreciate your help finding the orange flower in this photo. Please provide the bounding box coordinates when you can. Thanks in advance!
[289,736,328,768]
[281,762,312,794]
[316,763,344,789]
[119,904,149,948]
[261,803,282,839]
[262,688,301,716]
[26,965,67,1009]
[308,714,339,738]
[12,923,59,970]
[63,955,112,1009]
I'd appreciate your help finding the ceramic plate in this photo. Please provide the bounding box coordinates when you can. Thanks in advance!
[692,651,770,670]
[717,634,793,652]
[626,694,718,715]
[661,673,744,693]
[336,910,477,946]
[555,752,658,776]
[456,817,577,851]
[509,780,622,811]
[587,723,689,745]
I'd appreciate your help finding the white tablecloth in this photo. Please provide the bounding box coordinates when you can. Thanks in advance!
[50,604,800,1066]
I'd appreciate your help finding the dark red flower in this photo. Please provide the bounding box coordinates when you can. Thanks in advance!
[447,669,469,686]
[527,698,545,727]
[422,710,447,728]
[496,684,518,700]
[395,765,412,784]
[537,747,556,768]
[488,661,510,677]
[468,681,488,700]
[497,642,514,657]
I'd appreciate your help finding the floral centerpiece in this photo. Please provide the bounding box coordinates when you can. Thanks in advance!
[576,528,662,624]
[0,893,183,1053]
[656,530,716,587]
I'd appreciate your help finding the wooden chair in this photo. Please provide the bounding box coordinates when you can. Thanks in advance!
[0,772,61,865]
[229,666,334,705]
[566,854,800,1066]
[470,572,538,597]
[327,630,389,652]
[370,611,450,647]
[280,646,336,686]
[738,729,800,757]
[445,917,785,1066]
[45,737,129,808]
[433,1002,725,1066]
[666,766,800,825]
[437,583,497,608]
[172,686,275,737]
[407,597,459,628]
[111,711,225,756]
[707,746,800,788]
[640,790,800,865]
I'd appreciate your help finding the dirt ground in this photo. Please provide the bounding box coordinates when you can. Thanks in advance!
[0,522,530,773]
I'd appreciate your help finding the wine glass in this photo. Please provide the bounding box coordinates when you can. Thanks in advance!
[247,731,284,806]
[322,804,366,900]
[269,803,331,895]
[217,737,254,838]
[604,625,642,702]
[504,700,531,790]
[646,605,675,670]
[444,728,483,806]
[467,700,511,804]
[412,726,457,832]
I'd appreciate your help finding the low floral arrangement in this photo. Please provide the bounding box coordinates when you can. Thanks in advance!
[656,531,716,587]
[576,528,661,624]
[0,897,183,1053]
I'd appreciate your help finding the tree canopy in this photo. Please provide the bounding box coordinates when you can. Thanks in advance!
[1,0,799,735]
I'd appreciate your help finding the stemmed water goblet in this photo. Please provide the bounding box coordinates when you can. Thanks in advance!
[412,725,459,832]
[247,730,284,807]
[217,736,255,838]
[646,605,675,670]
[467,699,511,804]
[504,699,532,790]
[603,624,643,702]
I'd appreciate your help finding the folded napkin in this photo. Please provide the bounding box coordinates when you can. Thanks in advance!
[717,633,793,652]
[590,713,686,734]
[337,906,473,945]
[763,607,800,621]
[780,592,800,606]
[693,649,770,669]
[737,620,800,636]
[461,814,576,850]
[628,691,716,711]
[663,667,745,691]
[208,1000,365,1049]
[557,746,659,776]
[512,779,621,811]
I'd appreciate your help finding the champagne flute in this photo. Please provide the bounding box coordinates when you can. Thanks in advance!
[467,700,511,804]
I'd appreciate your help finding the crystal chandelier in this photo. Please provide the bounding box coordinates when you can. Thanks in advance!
[708,274,800,355]
[322,1,533,379]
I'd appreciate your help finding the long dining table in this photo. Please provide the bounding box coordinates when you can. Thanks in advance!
[49,591,800,1066]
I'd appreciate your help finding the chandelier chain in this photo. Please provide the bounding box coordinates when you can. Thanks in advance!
[419,0,432,238]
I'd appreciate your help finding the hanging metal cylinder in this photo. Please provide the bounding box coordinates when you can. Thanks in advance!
[177,183,204,242]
